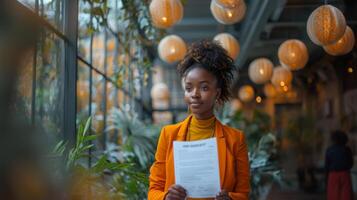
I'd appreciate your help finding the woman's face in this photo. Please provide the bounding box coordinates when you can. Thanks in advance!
[183,67,221,120]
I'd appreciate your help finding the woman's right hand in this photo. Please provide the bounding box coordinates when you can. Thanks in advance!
[165,184,187,200]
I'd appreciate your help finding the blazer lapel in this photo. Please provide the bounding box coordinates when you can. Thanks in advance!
[215,120,226,187]
[175,115,192,141]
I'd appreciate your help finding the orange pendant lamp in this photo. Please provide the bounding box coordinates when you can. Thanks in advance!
[213,33,240,60]
[158,35,187,63]
[248,58,274,84]
[278,39,309,71]
[307,5,346,46]
[238,85,255,103]
[323,26,355,56]
[149,0,183,29]
[210,0,246,25]
[151,82,170,101]
[271,66,293,88]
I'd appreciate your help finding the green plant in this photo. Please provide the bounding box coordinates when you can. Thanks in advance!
[104,107,161,199]
[107,107,159,170]
[52,117,150,199]
[79,0,165,92]
[249,133,282,200]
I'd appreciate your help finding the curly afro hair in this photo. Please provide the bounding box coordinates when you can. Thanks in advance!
[177,40,236,104]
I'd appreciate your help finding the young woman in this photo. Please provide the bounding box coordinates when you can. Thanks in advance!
[325,130,354,200]
[148,40,250,200]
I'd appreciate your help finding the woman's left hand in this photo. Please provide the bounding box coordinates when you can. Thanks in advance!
[215,190,230,200]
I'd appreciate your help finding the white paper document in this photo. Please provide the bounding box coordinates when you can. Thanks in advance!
[173,137,221,198]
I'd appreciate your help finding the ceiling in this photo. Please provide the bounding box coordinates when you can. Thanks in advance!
[168,0,357,71]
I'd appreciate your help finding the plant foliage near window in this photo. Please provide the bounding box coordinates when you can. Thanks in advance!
[53,116,160,199]
[107,107,159,169]
[79,0,165,91]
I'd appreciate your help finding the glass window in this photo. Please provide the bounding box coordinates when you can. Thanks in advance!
[77,60,90,123]
[34,29,64,136]
[17,0,37,10]
[106,81,116,143]
[17,0,64,32]
[14,0,156,152]
[15,50,35,122]
[91,70,105,147]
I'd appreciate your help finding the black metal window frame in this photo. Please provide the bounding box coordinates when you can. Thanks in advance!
[15,0,78,145]
[15,0,150,149]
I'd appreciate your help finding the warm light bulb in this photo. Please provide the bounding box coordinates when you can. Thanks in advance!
[348,67,353,73]
[256,96,262,103]
[280,81,285,86]
[283,86,289,92]
[337,39,343,45]
[170,48,176,53]
[227,11,233,18]
[162,17,167,22]
[259,69,264,75]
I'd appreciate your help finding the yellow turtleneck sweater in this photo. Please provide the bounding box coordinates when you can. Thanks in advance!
[186,115,216,200]
[187,115,216,141]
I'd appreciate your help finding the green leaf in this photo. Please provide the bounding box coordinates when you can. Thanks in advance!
[93,155,109,173]
[52,140,67,155]
[84,135,97,142]
[83,116,92,137]
[80,144,94,152]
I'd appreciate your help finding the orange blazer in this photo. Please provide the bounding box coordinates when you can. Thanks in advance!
[148,115,250,200]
